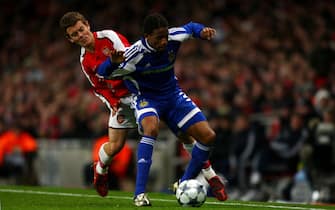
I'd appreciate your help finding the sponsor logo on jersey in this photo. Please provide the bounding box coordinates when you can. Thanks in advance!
[139,99,149,108]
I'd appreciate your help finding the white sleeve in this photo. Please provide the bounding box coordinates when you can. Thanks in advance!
[97,30,127,51]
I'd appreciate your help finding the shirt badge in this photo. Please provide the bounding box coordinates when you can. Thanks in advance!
[102,47,111,56]
[139,99,149,108]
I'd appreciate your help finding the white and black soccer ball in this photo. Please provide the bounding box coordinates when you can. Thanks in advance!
[176,179,207,207]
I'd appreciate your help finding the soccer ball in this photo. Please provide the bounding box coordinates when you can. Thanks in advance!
[176,179,207,207]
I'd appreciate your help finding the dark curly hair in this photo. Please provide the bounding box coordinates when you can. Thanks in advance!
[143,13,168,35]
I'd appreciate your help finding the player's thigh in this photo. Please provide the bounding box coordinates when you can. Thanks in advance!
[132,95,161,135]
[107,100,136,146]
[186,121,216,144]
[108,98,137,129]
[108,127,128,143]
[140,115,160,137]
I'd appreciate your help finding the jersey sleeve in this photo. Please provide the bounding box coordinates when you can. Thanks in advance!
[111,44,143,77]
[96,54,136,78]
[182,22,205,38]
[95,30,131,77]
[98,30,130,50]
[96,58,119,77]
[168,22,205,41]
[98,42,143,78]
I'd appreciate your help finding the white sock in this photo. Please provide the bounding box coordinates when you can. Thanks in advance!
[96,163,108,174]
[196,173,210,189]
[96,143,112,174]
[201,165,216,180]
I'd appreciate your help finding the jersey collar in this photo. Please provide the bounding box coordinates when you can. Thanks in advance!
[142,37,156,52]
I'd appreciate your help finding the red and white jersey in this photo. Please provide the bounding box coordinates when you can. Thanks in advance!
[80,30,130,107]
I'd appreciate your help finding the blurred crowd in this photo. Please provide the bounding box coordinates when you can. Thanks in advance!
[0,0,335,203]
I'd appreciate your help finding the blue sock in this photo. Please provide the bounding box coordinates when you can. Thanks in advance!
[135,136,155,196]
[181,142,210,181]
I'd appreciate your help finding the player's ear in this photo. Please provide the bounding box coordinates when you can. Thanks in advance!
[64,28,74,43]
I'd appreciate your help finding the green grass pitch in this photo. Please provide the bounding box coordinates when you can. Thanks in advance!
[0,185,334,210]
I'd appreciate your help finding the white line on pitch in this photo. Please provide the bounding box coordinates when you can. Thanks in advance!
[0,188,326,210]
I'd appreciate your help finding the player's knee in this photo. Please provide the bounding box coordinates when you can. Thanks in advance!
[142,124,159,137]
[141,116,159,137]
[143,129,159,138]
[202,130,216,145]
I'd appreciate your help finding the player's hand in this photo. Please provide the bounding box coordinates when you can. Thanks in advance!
[110,50,125,64]
[200,27,216,40]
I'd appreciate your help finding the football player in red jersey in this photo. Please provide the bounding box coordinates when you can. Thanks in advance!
[59,11,137,197]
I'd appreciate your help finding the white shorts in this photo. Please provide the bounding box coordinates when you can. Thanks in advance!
[108,95,137,129]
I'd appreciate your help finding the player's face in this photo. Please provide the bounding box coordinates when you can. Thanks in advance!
[66,20,94,49]
[146,27,168,52]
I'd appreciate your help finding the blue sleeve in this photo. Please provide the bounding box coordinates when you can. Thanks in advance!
[182,22,205,38]
[96,58,119,77]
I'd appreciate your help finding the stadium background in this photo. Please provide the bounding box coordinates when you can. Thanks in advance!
[0,0,335,203]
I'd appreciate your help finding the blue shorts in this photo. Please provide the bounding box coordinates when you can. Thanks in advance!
[132,91,206,136]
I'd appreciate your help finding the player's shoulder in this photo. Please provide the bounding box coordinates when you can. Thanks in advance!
[127,40,143,50]
[96,30,119,39]
[124,40,145,59]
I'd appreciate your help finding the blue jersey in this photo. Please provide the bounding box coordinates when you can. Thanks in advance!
[105,22,205,100]
[97,22,207,134]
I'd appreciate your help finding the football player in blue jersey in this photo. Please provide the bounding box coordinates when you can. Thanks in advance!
[98,13,227,206]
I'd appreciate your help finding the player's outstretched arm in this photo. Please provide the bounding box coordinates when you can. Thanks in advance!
[181,22,216,40]
[96,50,125,78]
